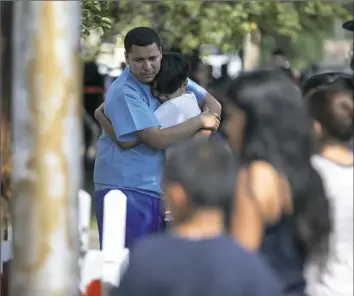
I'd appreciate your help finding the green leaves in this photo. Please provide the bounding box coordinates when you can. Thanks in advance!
[81,0,351,53]
[81,0,112,38]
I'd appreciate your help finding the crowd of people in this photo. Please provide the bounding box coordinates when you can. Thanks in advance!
[92,20,353,296]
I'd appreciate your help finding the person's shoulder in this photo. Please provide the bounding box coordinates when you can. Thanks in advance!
[106,69,143,95]
[105,80,143,106]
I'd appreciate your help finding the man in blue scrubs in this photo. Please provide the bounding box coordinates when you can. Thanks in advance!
[94,27,222,249]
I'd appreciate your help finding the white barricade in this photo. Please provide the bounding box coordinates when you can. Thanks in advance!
[102,190,129,294]
[80,189,130,296]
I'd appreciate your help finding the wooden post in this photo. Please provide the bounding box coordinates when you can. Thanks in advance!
[10,2,82,295]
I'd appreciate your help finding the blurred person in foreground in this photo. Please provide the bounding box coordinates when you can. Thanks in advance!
[223,68,332,296]
[112,138,282,296]
[93,27,221,249]
[303,71,353,296]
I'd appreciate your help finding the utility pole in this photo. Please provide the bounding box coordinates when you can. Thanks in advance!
[10,2,82,295]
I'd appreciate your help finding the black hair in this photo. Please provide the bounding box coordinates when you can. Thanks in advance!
[226,68,331,262]
[302,71,353,96]
[307,81,353,143]
[164,138,237,215]
[124,27,161,53]
[153,52,188,95]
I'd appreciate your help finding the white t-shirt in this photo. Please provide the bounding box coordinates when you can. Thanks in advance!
[154,92,201,128]
[305,155,353,296]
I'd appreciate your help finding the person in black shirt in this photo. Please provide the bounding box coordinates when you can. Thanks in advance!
[112,138,282,296]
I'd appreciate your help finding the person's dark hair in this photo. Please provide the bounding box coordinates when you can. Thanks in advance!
[164,138,237,215]
[302,71,353,96]
[153,52,188,94]
[226,68,331,262]
[124,27,161,53]
[307,81,353,143]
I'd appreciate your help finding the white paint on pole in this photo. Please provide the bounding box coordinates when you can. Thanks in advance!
[10,2,81,295]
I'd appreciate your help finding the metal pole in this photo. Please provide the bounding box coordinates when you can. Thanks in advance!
[10,2,82,295]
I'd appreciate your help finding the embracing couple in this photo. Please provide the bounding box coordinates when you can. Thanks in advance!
[93,26,222,249]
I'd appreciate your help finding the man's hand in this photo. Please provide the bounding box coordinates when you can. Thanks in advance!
[199,111,220,131]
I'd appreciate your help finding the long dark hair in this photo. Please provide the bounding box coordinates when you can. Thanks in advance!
[226,68,331,261]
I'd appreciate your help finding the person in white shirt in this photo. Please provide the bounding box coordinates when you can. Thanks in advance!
[303,71,353,296]
[96,52,219,149]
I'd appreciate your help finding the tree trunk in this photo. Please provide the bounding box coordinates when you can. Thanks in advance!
[10,2,82,295]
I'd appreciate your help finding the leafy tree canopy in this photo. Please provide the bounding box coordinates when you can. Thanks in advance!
[82,1,350,53]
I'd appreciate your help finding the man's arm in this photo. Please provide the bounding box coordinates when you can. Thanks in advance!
[94,103,140,149]
[136,116,205,150]
[186,78,222,116]
[102,91,220,151]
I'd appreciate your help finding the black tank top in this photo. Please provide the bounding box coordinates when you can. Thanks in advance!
[261,215,307,296]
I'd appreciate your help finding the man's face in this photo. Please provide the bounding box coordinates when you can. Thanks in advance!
[125,43,162,83]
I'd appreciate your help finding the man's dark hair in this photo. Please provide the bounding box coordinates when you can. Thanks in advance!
[164,138,237,212]
[124,27,161,53]
[153,52,188,94]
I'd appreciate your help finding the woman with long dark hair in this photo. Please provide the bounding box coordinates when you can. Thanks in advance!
[223,69,332,296]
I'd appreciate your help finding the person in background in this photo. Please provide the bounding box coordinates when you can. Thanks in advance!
[303,71,353,296]
[189,58,209,88]
[93,27,221,249]
[112,138,282,296]
[206,64,216,88]
[271,48,294,81]
[224,68,331,296]
[212,63,231,92]
[342,19,354,70]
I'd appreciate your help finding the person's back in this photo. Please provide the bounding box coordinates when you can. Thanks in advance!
[116,233,281,296]
[154,92,201,128]
[306,156,353,296]
[114,138,282,296]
